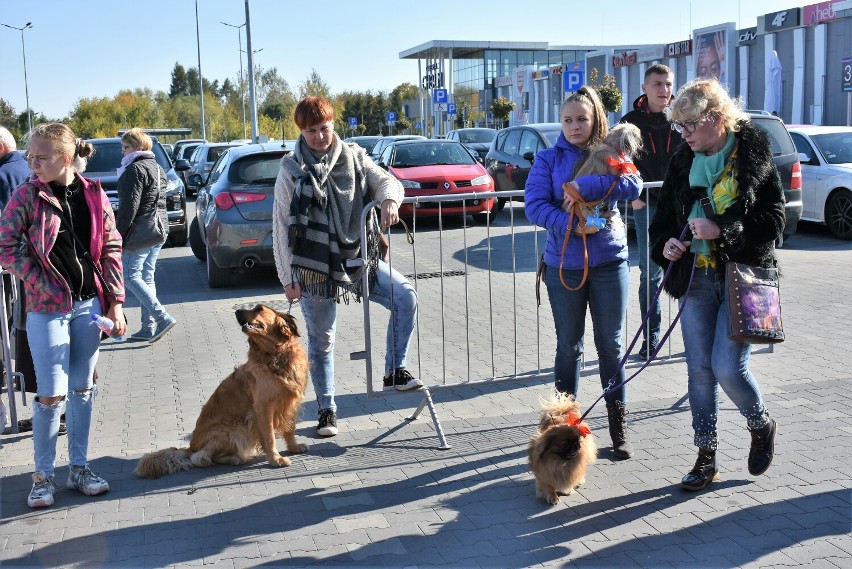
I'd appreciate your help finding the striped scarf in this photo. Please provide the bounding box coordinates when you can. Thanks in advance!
[283,135,380,302]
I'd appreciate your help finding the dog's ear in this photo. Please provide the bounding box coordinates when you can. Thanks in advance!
[279,313,301,338]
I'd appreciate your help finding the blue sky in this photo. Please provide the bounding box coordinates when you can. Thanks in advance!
[0,0,803,119]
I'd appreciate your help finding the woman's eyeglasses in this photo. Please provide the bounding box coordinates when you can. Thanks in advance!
[121,144,132,151]
[671,116,708,134]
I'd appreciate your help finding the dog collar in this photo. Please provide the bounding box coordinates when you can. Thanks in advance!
[606,155,639,175]
[566,414,592,437]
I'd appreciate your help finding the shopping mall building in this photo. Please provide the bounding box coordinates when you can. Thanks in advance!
[399,2,851,134]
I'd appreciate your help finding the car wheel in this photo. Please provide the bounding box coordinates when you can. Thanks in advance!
[206,243,231,288]
[826,189,852,240]
[168,226,188,247]
[472,207,498,225]
[189,218,206,261]
[496,197,507,211]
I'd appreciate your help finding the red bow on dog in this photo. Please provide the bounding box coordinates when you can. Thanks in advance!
[566,414,592,437]
[606,155,639,175]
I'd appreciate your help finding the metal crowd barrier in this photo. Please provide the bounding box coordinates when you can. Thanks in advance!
[1,269,26,439]
[355,186,771,449]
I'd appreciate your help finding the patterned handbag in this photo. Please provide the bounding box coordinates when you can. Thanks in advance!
[726,261,785,344]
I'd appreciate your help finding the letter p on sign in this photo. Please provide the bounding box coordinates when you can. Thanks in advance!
[564,71,584,92]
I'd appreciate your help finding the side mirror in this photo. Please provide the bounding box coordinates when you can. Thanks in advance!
[174,159,191,171]
[797,152,815,165]
[188,173,204,187]
[522,151,535,164]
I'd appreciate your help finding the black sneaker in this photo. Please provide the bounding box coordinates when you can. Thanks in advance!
[382,368,423,391]
[316,409,338,437]
[638,340,658,361]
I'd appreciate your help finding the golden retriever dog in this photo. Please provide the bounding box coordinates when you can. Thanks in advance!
[528,392,597,505]
[135,304,308,478]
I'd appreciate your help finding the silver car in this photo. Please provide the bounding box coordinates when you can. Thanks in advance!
[189,142,294,288]
[788,126,852,240]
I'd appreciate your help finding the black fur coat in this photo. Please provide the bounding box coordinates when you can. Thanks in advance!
[649,121,785,298]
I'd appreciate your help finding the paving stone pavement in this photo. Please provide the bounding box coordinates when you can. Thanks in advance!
[1,210,850,568]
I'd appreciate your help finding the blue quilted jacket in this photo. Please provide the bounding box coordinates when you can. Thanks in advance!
[524,132,641,270]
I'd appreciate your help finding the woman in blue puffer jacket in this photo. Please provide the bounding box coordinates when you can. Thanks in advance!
[525,86,642,459]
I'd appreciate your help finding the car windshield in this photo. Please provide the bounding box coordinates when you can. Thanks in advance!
[86,141,170,173]
[228,154,283,185]
[391,142,476,167]
[459,130,496,144]
[352,139,380,153]
[809,132,852,165]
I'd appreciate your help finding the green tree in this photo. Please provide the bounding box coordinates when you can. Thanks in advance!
[490,97,515,128]
[298,69,331,100]
[169,63,190,98]
[588,68,622,115]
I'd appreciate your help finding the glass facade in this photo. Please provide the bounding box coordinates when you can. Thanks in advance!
[451,48,590,127]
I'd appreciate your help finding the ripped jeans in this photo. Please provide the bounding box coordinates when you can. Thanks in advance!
[27,297,102,478]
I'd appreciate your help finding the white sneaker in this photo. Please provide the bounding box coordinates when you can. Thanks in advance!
[66,466,110,496]
[28,471,57,508]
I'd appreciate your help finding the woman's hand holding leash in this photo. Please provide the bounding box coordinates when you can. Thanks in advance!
[689,217,720,240]
[380,199,399,229]
[664,238,692,261]
[284,283,302,301]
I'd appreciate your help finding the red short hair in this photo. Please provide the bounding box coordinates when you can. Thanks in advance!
[294,96,334,130]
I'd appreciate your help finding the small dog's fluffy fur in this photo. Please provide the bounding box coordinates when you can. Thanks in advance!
[528,392,597,505]
[574,122,643,178]
[135,305,308,478]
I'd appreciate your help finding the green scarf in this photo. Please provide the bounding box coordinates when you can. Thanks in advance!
[688,133,736,261]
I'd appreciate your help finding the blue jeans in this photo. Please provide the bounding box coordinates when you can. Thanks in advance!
[544,259,629,406]
[633,202,662,346]
[28,297,102,477]
[123,240,169,332]
[299,261,417,413]
[680,267,770,450]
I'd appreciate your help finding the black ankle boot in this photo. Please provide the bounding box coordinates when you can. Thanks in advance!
[681,448,719,491]
[748,416,777,476]
[606,401,634,459]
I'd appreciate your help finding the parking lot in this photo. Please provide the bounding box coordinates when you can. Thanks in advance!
[1,203,850,568]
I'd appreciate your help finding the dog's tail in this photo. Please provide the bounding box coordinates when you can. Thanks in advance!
[135,447,193,479]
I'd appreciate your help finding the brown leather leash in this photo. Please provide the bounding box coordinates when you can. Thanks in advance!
[558,178,618,291]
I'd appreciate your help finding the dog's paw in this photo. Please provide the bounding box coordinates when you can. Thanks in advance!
[269,454,291,467]
[577,476,586,488]
[288,443,309,454]
[544,492,561,505]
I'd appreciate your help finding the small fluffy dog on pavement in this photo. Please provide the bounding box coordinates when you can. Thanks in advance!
[135,304,308,478]
[528,392,597,505]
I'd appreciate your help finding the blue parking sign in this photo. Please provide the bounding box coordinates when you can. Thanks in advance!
[386,111,397,123]
[564,71,584,92]
[433,88,448,104]
[348,117,357,128]
[447,103,457,115]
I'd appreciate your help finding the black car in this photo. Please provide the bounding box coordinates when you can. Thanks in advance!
[485,123,561,209]
[746,112,802,241]
[446,128,497,162]
[84,137,189,246]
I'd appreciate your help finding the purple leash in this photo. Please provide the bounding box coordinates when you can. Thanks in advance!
[578,222,695,423]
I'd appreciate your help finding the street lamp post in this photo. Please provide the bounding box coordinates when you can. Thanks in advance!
[1,21,34,134]
[195,0,206,139]
[221,20,247,139]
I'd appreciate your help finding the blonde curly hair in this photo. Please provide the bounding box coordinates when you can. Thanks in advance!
[665,78,749,133]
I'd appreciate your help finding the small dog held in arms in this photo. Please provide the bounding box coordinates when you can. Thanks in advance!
[528,392,598,505]
[563,122,643,235]
[135,305,308,478]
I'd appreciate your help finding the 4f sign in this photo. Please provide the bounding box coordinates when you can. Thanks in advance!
[765,9,799,30]
[564,71,584,92]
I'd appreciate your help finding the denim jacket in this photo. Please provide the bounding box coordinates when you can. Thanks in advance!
[0,174,125,313]
[525,132,642,270]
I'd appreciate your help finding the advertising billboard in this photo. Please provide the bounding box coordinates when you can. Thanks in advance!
[693,23,736,87]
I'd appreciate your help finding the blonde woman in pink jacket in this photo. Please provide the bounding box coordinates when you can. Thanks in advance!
[0,123,125,508]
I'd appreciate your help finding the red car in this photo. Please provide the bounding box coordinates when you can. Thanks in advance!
[377,139,497,223]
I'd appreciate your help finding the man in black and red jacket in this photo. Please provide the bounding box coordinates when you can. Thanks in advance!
[620,64,683,360]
